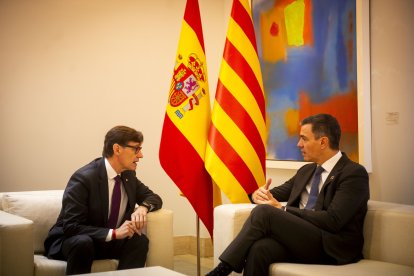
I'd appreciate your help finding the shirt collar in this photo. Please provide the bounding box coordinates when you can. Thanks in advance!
[320,151,342,174]
[104,158,119,180]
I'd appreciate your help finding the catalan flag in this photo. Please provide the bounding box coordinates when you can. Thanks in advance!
[159,0,220,237]
[205,0,267,203]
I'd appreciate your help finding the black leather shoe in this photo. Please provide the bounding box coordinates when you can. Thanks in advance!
[206,262,233,276]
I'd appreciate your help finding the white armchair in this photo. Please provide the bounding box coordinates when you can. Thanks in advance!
[213,201,414,276]
[0,190,173,276]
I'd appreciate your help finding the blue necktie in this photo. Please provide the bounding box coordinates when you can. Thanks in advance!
[107,175,121,228]
[305,166,324,210]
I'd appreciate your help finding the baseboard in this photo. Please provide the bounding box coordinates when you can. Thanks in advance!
[174,236,213,257]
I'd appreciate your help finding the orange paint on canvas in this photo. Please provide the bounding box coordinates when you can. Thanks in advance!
[260,5,287,62]
[303,0,314,46]
[284,108,299,135]
[260,0,296,63]
[298,84,358,133]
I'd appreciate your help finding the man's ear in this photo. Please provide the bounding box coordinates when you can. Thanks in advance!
[113,143,121,155]
[320,136,329,149]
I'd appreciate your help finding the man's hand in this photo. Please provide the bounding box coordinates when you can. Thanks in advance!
[114,206,149,239]
[252,178,282,208]
[114,220,139,239]
[252,178,272,203]
[130,205,148,234]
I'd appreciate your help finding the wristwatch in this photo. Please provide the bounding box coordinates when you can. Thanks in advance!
[140,201,153,211]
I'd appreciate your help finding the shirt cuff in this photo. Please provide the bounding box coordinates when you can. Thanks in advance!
[105,229,113,242]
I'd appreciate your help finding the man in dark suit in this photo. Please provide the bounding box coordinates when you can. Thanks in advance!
[207,114,370,276]
[44,126,162,275]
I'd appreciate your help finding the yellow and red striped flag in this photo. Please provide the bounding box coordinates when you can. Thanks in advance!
[205,0,267,203]
[159,0,220,237]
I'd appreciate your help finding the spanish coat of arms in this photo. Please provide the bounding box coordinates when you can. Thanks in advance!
[169,53,207,118]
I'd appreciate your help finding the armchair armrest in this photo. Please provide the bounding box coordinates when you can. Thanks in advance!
[0,210,34,276]
[213,204,255,266]
[145,208,174,269]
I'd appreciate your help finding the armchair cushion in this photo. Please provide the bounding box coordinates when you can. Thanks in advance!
[0,190,173,276]
[33,256,118,276]
[146,208,174,268]
[269,260,414,276]
[0,211,34,276]
[1,190,63,253]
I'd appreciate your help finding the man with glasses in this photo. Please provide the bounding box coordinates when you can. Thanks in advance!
[44,126,162,274]
[207,114,370,276]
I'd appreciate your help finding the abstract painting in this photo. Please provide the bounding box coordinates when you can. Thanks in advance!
[252,0,360,164]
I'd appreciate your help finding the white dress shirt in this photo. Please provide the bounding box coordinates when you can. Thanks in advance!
[104,158,128,240]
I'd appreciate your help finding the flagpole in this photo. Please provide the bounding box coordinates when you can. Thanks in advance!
[196,214,201,276]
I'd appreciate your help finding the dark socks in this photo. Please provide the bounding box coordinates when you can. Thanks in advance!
[206,261,233,276]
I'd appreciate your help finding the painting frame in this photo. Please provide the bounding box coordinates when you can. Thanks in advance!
[259,0,372,172]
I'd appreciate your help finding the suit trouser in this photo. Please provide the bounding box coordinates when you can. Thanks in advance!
[61,233,149,275]
[219,204,327,276]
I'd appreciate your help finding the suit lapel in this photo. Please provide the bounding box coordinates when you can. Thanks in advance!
[321,153,348,190]
[313,153,350,209]
[121,172,136,216]
[288,164,316,205]
[96,158,110,224]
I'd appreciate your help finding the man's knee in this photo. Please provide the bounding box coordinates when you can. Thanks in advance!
[251,204,276,219]
[75,234,93,246]
[128,234,149,252]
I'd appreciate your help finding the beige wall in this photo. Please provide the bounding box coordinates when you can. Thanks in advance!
[368,0,414,204]
[1,0,413,238]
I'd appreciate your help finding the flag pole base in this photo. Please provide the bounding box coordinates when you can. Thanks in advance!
[196,214,201,276]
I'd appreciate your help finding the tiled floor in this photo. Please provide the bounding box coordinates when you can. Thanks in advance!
[173,254,214,276]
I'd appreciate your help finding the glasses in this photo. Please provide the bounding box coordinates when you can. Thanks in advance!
[121,144,142,154]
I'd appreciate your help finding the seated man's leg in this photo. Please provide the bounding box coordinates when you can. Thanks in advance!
[113,233,149,269]
[61,234,95,275]
[219,204,324,273]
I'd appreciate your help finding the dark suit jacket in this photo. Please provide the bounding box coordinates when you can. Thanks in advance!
[269,153,369,264]
[44,157,163,259]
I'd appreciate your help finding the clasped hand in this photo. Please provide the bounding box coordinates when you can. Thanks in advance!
[113,206,148,239]
[252,178,282,209]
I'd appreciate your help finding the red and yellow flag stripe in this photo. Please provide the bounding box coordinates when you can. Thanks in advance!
[205,0,267,203]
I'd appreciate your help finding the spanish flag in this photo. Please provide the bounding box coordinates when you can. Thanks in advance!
[205,0,267,203]
[159,0,219,237]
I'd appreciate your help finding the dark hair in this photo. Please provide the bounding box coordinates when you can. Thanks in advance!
[301,114,341,150]
[102,126,143,157]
